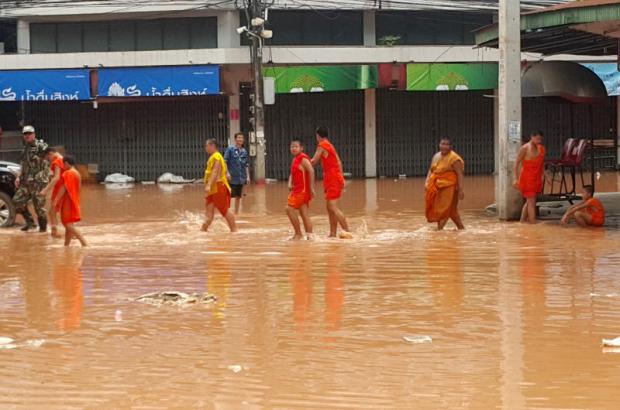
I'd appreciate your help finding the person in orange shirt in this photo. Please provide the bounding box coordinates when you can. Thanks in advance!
[561,185,605,227]
[310,126,352,239]
[202,139,237,233]
[40,147,65,238]
[514,130,546,224]
[287,140,315,240]
[425,137,465,230]
[53,155,87,247]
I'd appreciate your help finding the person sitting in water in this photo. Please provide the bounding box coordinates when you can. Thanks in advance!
[202,138,238,233]
[286,140,315,240]
[424,137,465,230]
[561,185,605,228]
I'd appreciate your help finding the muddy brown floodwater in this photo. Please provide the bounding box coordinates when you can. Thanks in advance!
[1,175,620,409]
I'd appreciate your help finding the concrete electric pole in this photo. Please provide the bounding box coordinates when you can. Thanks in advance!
[240,0,270,183]
[497,0,523,220]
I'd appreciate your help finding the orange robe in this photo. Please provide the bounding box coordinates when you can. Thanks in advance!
[57,169,81,225]
[518,145,546,199]
[425,150,464,223]
[319,140,345,200]
[585,198,605,226]
[204,151,231,216]
[288,152,312,209]
[50,156,66,201]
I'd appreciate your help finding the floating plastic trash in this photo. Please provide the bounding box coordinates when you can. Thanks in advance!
[115,310,123,322]
[104,173,135,183]
[265,178,278,184]
[134,291,217,307]
[0,343,17,350]
[0,337,14,345]
[602,337,620,347]
[403,335,433,344]
[25,339,45,348]
[227,365,243,373]
[157,173,195,184]
[398,174,407,179]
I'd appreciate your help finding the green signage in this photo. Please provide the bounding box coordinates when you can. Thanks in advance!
[407,63,498,91]
[263,65,377,94]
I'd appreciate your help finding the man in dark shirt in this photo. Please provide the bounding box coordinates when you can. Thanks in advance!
[224,132,250,214]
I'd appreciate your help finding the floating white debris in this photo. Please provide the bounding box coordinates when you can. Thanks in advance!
[157,173,195,184]
[403,335,433,344]
[602,337,620,347]
[228,365,243,373]
[25,339,45,348]
[398,174,407,179]
[115,310,123,322]
[104,173,135,183]
[0,344,17,350]
[0,337,14,345]
[265,178,278,184]
[141,181,156,185]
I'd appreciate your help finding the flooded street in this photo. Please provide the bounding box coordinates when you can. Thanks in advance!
[1,175,620,409]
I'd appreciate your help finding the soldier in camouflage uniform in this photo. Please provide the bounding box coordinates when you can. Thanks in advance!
[13,125,49,232]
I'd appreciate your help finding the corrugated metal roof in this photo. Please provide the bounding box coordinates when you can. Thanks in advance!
[475,0,620,56]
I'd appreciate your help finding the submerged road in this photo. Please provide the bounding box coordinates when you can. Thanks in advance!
[1,175,619,409]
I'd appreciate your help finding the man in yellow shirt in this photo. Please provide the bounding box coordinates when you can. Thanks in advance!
[202,139,237,233]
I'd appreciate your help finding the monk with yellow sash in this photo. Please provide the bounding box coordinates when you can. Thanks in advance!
[202,139,237,233]
[425,137,465,230]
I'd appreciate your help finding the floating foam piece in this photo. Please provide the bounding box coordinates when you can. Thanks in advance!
[104,173,135,183]
[25,339,45,348]
[602,337,620,347]
[403,335,433,344]
[0,337,14,345]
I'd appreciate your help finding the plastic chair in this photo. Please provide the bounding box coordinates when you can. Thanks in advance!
[544,138,577,196]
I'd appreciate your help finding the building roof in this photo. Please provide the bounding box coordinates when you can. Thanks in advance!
[0,1,570,18]
[475,0,620,56]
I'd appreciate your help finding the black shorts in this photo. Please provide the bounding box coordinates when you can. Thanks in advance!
[230,184,244,198]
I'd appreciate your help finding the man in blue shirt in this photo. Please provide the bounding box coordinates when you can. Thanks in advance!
[224,132,250,214]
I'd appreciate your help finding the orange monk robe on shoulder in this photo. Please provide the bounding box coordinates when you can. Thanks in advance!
[57,169,81,225]
[425,151,464,223]
[518,145,546,199]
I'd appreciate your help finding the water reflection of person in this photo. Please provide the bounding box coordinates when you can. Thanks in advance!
[290,250,313,332]
[52,249,84,331]
[425,236,464,316]
[324,246,345,332]
[206,249,231,321]
[288,244,345,334]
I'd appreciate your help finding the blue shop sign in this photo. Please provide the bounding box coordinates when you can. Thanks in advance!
[98,65,220,97]
[0,69,91,101]
[582,63,619,96]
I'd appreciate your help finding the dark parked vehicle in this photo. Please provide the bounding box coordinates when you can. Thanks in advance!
[0,160,20,227]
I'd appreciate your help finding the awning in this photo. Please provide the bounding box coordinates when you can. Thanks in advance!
[0,69,91,101]
[522,61,608,102]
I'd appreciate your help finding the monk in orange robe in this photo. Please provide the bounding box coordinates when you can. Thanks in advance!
[561,185,605,227]
[53,155,87,247]
[202,138,237,233]
[287,140,315,240]
[310,126,352,239]
[514,131,545,224]
[425,137,465,230]
[41,147,65,238]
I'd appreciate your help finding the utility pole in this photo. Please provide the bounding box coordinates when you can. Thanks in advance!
[497,0,522,220]
[241,0,268,183]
